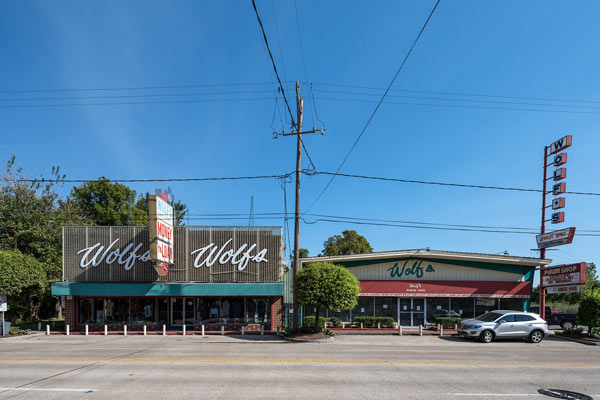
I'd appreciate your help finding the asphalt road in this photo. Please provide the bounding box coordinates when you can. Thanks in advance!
[0,333,598,399]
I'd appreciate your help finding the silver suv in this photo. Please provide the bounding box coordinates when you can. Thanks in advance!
[458,310,549,343]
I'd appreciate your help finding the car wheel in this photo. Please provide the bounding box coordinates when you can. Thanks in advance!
[561,321,575,330]
[479,330,494,343]
[529,330,544,343]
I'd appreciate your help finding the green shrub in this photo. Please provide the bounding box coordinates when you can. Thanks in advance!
[435,317,467,329]
[303,316,342,330]
[353,316,394,328]
[577,296,600,336]
[590,327,600,339]
[327,317,342,328]
[560,327,584,335]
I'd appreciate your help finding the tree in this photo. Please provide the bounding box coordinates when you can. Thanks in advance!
[135,192,188,226]
[321,230,373,256]
[577,291,600,335]
[299,248,309,258]
[296,262,359,332]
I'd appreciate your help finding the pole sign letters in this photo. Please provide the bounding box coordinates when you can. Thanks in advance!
[546,285,579,294]
[536,227,576,249]
[149,191,174,276]
[541,262,586,287]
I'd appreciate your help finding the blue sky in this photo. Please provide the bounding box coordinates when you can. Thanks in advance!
[1,1,599,283]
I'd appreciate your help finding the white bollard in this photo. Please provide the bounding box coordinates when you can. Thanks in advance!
[378,323,381,329]
[201,325,205,336]
[399,325,402,336]
[241,326,245,336]
[419,325,423,336]
[162,324,166,336]
[455,323,458,331]
[85,324,88,336]
[221,326,224,336]
[260,325,264,336]
[440,326,444,336]
[182,325,186,336]
[46,325,50,335]
[104,325,108,336]
[143,325,147,336]
[342,322,346,329]
[360,323,363,329]
[66,325,70,336]
[124,325,127,336]
[38,322,41,331]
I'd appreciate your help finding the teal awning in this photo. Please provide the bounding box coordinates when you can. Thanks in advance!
[51,282,283,297]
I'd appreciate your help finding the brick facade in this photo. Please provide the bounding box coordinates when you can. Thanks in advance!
[270,296,283,331]
[64,296,75,330]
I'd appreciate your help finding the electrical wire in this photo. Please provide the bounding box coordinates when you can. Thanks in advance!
[292,0,314,128]
[11,172,294,183]
[0,97,273,109]
[303,0,441,214]
[0,90,273,102]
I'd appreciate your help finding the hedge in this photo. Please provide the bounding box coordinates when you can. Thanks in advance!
[435,317,467,329]
[353,316,394,328]
[303,316,342,329]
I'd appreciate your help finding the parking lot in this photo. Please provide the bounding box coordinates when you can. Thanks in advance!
[0,334,599,399]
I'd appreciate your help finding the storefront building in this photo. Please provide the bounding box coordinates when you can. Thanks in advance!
[298,250,550,326]
[51,226,285,332]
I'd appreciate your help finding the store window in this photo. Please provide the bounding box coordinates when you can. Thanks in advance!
[450,298,474,319]
[105,298,130,324]
[328,309,351,323]
[375,297,397,321]
[499,298,523,311]
[426,298,450,322]
[130,298,155,324]
[352,297,374,320]
[475,298,498,317]
[157,298,169,325]
[78,298,104,324]
[246,298,270,325]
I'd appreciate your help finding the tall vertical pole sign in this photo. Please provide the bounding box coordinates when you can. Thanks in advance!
[538,135,576,320]
[149,190,174,276]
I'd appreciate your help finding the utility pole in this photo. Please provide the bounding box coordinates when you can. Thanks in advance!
[539,146,548,321]
[273,81,319,331]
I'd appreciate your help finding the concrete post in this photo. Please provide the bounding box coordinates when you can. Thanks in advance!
[398,325,402,336]
[124,325,127,336]
[104,325,108,336]
[201,325,205,336]
[162,325,166,336]
[342,322,346,329]
[440,326,444,336]
[37,322,41,331]
[143,325,147,336]
[455,323,458,331]
[182,325,186,336]
[85,324,88,336]
[66,325,70,336]
[221,326,224,336]
[260,325,264,336]
[46,325,50,335]
[241,326,245,336]
[378,323,381,329]
[419,325,423,336]
[360,323,363,329]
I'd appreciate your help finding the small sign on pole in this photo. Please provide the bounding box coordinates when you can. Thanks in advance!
[1,295,7,336]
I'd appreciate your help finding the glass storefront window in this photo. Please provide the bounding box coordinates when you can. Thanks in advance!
[352,297,374,320]
[375,297,397,321]
[475,298,499,317]
[157,298,169,325]
[426,298,450,322]
[500,298,523,311]
[328,309,351,323]
[78,298,104,324]
[450,298,474,319]
[130,298,155,324]
[105,298,130,324]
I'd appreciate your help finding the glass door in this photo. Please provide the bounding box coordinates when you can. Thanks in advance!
[399,298,412,326]
[171,298,184,326]
[412,298,425,327]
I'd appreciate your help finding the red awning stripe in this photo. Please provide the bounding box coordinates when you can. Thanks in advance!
[358,280,531,298]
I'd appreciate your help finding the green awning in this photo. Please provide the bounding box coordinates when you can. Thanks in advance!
[51,282,283,297]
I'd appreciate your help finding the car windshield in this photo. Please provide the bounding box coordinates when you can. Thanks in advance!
[475,312,502,322]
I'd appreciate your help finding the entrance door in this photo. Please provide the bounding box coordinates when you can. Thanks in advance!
[399,298,425,327]
[171,298,195,326]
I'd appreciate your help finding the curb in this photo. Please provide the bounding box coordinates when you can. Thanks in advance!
[281,336,334,343]
[553,335,600,346]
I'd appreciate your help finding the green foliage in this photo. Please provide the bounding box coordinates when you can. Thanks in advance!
[135,192,188,226]
[303,316,342,330]
[590,327,600,339]
[353,316,395,328]
[532,264,600,306]
[558,327,584,335]
[10,326,31,335]
[297,262,359,332]
[298,248,309,258]
[321,230,373,256]
[577,294,600,334]
[435,317,467,329]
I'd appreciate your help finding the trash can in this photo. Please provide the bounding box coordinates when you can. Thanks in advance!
[0,321,11,335]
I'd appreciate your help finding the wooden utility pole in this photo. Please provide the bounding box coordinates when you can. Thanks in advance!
[273,81,318,331]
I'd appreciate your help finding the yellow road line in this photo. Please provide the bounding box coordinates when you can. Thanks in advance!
[0,357,599,367]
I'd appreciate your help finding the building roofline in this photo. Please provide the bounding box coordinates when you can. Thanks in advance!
[299,249,551,267]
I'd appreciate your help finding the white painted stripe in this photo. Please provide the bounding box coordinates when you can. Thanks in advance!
[0,387,95,392]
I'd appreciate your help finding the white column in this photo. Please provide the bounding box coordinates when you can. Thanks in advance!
[124,325,127,336]
[66,325,70,336]
[241,326,245,335]
[221,326,224,335]
[143,325,147,336]
[182,325,186,336]
[419,325,423,336]
[46,325,50,335]
[104,325,108,335]
[85,324,88,336]
[201,325,205,336]
[162,324,166,336]
[398,325,402,336]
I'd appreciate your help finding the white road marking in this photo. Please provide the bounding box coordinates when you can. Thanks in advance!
[0,387,96,392]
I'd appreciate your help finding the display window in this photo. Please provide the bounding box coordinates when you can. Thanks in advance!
[375,297,397,321]
[449,298,475,319]
[105,298,130,324]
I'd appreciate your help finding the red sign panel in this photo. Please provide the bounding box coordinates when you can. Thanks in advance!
[553,168,567,181]
[548,135,572,155]
[541,263,586,287]
[536,227,575,248]
[552,182,566,195]
[359,280,531,298]
[551,212,565,224]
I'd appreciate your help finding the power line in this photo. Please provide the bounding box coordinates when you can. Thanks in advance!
[303,0,441,214]
[11,172,293,183]
[312,171,600,196]
[251,0,296,127]
[0,97,273,109]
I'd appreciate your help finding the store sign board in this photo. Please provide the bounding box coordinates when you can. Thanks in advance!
[149,194,174,273]
[548,135,572,155]
[547,285,579,294]
[541,262,586,287]
[0,295,7,312]
[536,227,576,248]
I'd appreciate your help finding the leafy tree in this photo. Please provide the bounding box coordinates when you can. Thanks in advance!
[321,230,373,256]
[299,248,309,258]
[296,262,359,332]
[577,292,600,335]
[136,192,188,226]
[0,250,47,321]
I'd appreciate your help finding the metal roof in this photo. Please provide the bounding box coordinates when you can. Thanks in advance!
[299,249,551,267]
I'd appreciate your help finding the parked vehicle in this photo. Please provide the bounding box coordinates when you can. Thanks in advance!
[530,306,577,330]
[458,310,549,343]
